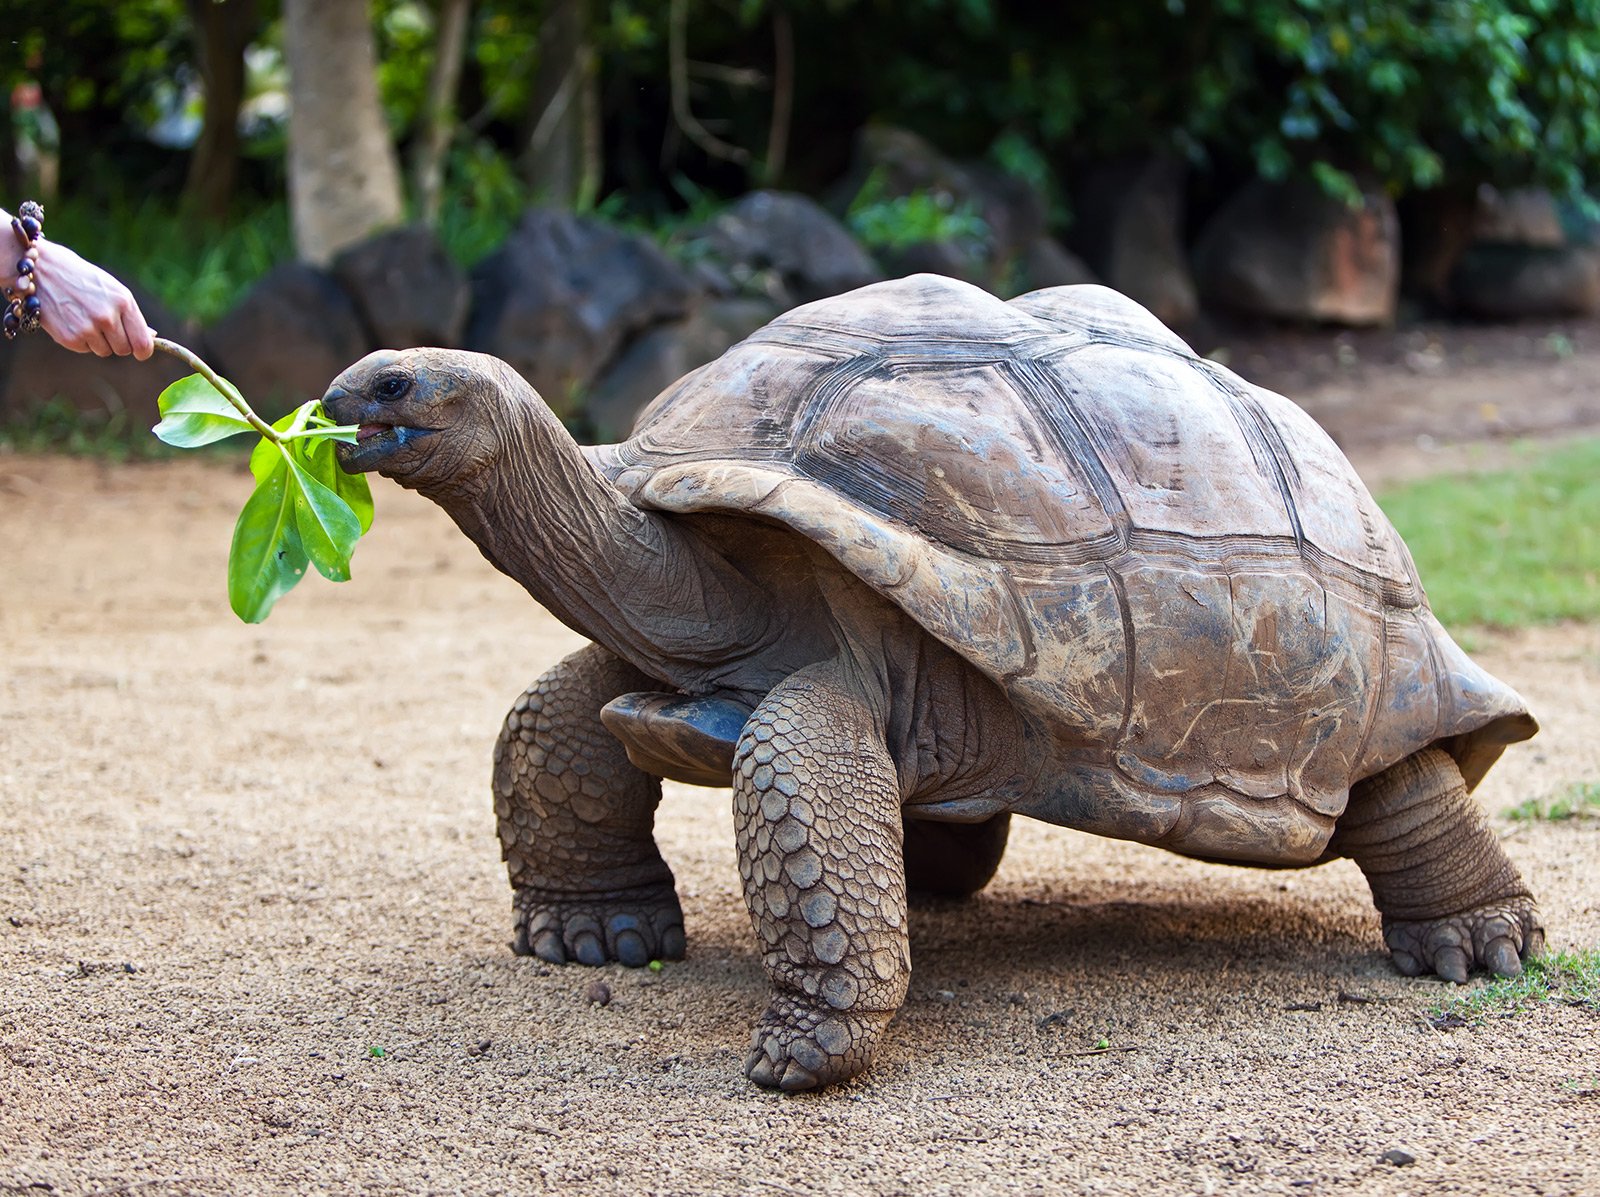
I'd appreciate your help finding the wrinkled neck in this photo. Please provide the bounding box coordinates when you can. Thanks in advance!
[426,387,771,692]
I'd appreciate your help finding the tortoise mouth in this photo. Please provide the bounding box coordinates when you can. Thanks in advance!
[335,423,437,473]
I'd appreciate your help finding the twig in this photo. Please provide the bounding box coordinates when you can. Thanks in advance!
[669,0,751,166]
[153,336,277,441]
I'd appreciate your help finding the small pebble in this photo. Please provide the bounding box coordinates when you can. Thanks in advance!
[584,980,612,1007]
[1381,1149,1416,1167]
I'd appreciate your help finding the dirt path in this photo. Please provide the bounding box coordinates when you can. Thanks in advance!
[2,345,1599,1195]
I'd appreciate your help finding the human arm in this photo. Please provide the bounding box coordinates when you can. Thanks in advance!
[2,205,156,360]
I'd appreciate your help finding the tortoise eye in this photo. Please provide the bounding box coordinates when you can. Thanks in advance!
[376,374,410,400]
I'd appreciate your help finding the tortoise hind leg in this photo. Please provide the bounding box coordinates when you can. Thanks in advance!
[1330,747,1544,982]
[903,814,1010,899]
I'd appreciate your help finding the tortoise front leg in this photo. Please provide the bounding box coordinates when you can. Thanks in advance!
[734,661,910,1092]
[1331,747,1544,982]
[494,643,685,967]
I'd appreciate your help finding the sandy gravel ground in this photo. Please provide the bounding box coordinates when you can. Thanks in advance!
[2,347,1598,1196]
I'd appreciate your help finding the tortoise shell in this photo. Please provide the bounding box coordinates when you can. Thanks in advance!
[591,275,1535,865]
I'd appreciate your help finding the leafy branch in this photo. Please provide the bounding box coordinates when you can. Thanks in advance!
[150,339,374,623]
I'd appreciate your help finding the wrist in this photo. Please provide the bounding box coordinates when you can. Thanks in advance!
[4,200,44,340]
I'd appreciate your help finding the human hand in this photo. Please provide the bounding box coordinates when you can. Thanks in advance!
[32,238,157,360]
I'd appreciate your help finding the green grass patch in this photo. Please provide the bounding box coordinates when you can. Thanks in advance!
[1503,780,1600,823]
[1429,947,1600,1027]
[1378,438,1600,629]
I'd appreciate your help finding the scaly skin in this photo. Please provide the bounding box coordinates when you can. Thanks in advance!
[1331,747,1544,983]
[734,661,909,1091]
[493,644,685,967]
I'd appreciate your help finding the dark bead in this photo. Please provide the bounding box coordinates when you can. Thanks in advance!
[3,310,19,337]
[22,294,40,317]
[17,258,32,276]
[19,215,40,240]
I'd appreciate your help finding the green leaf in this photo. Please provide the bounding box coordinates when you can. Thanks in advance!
[228,452,310,624]
[250,410,303,483]
[302,434,375,534]
[152,374,254,448]
[283,445,363,582]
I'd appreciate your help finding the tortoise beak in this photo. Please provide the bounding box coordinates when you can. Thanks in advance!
[321,383,354,426]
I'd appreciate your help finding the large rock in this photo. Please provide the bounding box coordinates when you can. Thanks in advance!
[1192,177,1399,326]
[0,284,190,432]
[584,297,780,443]
[1070,155,1197,325]
[1474,186,1565,248]
[1448,243,1600,318]
[205,262,371,418]
[833,126,1050,290]
[1008,237,1099,295]
[875,239,990,289]
[677,191,882,306]
[331,224,469,348]
[466,209,699,419]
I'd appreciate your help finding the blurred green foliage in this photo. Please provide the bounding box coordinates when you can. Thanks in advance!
[9,0,1600,307]
[846,168,990,252]
[11,1,1600,200]
[46,194,292,323]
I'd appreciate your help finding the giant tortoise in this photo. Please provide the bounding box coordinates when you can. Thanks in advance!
[325,274,1542,1091]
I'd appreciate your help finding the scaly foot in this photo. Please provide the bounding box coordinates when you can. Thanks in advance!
[1383,896,1545,983]
[744,994,892,1091]
[512,882,685,967]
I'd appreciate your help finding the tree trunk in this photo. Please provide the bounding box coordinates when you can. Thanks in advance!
[520,0,600,210]
[282,0,405,265]
[181,0,258,223]
[408,0,472,226]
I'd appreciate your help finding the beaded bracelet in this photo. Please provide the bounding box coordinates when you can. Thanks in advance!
[3,200,44,340]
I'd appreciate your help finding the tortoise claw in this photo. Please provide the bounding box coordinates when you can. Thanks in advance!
[1381,897,1544,985]
[532,930,567,964]
[1484,937,1522,979]
[746,1052,779,1088]
[513,883,685,968]
[1390,950,1426,977]
[1434,945,1470,985]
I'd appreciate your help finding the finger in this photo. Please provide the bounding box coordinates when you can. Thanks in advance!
[116,293,155,359]
[84,327,114,358]
[130,322,157,361]
[102,315,134,358]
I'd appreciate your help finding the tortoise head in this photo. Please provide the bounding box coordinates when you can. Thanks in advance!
[322,348,515,491]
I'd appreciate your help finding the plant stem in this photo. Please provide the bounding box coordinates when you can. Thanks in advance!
[153,336,280,442]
